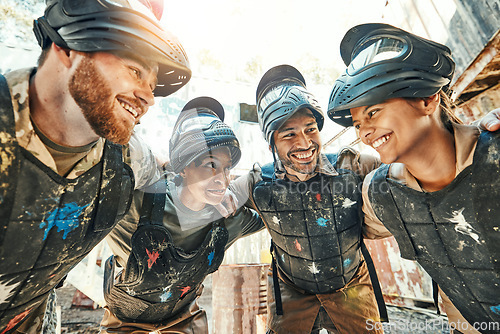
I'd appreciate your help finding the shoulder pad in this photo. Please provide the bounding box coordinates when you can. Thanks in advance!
[323,153,339,167]
[260,162,275,180]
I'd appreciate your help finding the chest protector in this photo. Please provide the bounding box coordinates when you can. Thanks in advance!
[0,75,134,332]
[368,131,500,327]
[104,192,229,323]
[253,155,363,294]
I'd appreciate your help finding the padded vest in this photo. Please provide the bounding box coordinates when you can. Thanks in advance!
[104,192,228,323]
[0,74,134,332]
[368,130,500,329]
[253,155,363,294]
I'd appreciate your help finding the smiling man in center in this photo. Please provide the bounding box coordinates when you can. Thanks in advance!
[233,64,386,333]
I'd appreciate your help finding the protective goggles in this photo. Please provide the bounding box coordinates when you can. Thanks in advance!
[257,80,318,114]
[348,36,409,74]
[170,109,220,145]
[177,111,220,133]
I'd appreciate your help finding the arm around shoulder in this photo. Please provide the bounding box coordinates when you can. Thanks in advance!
[336,146,381,179]
[127,132,165,190]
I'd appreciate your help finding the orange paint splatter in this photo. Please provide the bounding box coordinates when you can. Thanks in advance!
[146,248,159,268]
[316,193,321,201]
[1,308,32,334]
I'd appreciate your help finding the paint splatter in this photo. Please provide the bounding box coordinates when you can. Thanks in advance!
[491,304,500,315]
[332,195,345,206]
[343,258,352,267]
[342,198,357,208]
[316,217,329,227]
[0,277,20,305]
[316,193,321,201]
[180,286,191,297]
[1,308,32,334]
[294,239,302,252]
[272,216,280,225]
[447,208,480,243]
[39,202,90,240]
[487,145,500,164]
[309,262,320,274]
[208,251,215,266]
[160,288,172,302]
[146,248,159,268]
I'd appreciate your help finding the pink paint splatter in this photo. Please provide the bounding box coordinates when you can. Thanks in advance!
[180,286,191,297]
[294,239,302,252]
[146,248,159,268]
[138,0,164,20]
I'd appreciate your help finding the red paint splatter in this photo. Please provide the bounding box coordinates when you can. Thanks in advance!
[294,239,302,252]
[146,248,159,268]
[1,308,32,334]
[316,193,321,201]
[180,286,191,297]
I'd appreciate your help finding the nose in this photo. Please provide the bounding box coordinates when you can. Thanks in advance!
[296,131,311,149]
[213,168,230,187]
[358,122,374,143]
[135,80,155,108]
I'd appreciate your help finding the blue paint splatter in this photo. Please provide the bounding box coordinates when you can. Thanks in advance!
[316,217,329,227]
[343,258,352,267]
[39,202,89,240]
[208,251,215,266]
[491,304,500,315]
[160,290,172,302]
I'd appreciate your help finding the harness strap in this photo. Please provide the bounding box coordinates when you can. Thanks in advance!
[139,192,166,227]
[93,141,128,231]
[0,74,20,251]
[270,241,283,315]
[361,241,389,322]
[432,279,441,315]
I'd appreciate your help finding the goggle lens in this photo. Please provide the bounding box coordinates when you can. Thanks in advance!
[350,37,407,72]
[258,82,302,112]
[178,113,219,133]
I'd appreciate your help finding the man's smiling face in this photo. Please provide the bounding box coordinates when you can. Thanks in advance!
[273,108,322,180]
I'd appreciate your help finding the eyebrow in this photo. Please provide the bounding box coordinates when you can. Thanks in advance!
[277,120,317,133]
[115,51,159,82]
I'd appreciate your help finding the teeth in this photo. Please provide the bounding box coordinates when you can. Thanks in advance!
[120,101,138,117]
[294,151,313,159]
[372,134,390,149]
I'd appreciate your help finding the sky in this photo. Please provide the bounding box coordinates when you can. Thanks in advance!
[161,0,389,92]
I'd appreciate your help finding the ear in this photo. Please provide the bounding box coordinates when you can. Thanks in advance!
[52,43,76,68]
[422,93,440,116]
[179,169,186,178]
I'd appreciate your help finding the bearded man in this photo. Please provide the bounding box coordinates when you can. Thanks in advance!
[0,0,190,332]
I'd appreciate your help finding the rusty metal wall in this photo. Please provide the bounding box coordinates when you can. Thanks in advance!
[454,83,500,122]
[364,238,434,307]
[212,264,269,334]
